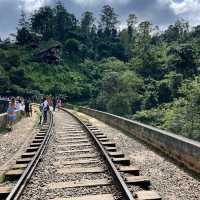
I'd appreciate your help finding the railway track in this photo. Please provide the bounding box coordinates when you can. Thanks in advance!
[0,109,161,200]
[0,111,53,200]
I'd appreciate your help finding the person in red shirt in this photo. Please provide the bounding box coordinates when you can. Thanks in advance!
[57,98,62,111]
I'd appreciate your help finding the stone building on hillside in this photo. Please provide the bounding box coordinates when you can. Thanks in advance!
[36,43,62,64]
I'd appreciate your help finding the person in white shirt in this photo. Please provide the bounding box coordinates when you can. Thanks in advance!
[41,97,49,123]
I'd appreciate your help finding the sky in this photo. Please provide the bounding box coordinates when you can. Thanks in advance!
[0,0,200,39]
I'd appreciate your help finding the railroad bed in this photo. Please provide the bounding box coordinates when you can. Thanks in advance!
[0,110,161,200]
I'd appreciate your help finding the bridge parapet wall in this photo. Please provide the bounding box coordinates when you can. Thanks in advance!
[74,106,200,173]
[0,111,23,129]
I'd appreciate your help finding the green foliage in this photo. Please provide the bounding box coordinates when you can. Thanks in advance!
[81,11,95,36]
[167,43,197,76]
[16,28,32,45]
[107,92,132,115]
[54,2,77,41]
[1,3,200,141]
[134,77,200,141]
[0,49,21,70]
[100,5,119,33]
[162,20,189,43]
[64,38,80,57]
[31,6,54,40]
[92,63,143,116]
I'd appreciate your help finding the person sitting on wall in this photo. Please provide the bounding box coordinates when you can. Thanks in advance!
[7,98,17,131]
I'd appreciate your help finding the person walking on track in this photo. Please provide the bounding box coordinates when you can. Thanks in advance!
[41,97,49,123]
[57,98,62,111]
[24,98,30,117]
[7,97,17,131]
[53,98,57,112]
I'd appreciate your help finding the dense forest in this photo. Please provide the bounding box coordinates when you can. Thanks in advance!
[0,2,200,141]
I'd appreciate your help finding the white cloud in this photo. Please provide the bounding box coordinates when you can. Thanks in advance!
[170,0,200,25]
[169,0,200,14]
[19,0,49,13]
[72,0,131,6]
[157,0,200,25]
[73,0,97,4]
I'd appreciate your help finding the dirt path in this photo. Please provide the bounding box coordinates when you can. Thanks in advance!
[0,109,38,175]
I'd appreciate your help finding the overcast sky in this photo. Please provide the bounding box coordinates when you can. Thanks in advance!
[0,0,200,39]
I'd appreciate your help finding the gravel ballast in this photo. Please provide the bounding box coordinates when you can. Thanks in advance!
[20,111,122,200]
[0,111,38,174]
[74,111,200,200]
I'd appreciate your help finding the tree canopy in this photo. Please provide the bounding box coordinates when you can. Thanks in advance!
[1,2,200,140]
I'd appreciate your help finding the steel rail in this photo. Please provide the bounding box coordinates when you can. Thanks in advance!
[61,108,134,200]
[6,111,54,200]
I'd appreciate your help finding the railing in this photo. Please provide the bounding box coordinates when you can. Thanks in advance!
[0,111,22,129]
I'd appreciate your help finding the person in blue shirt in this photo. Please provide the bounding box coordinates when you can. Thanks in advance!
[7,98,17,131]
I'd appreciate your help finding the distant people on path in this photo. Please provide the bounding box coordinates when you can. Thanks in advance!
[53,98,57,112]
[40,97,49,123]
[16,97,23,111]
[39,99,44,125]
[57,98,62,111]
[16,98,20,111]
[47,97,52,108]
[30,104,33,117]
[7,98,17,131]
[24,99,31,117]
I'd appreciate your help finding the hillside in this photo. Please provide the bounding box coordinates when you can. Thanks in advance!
[1,2,200,141]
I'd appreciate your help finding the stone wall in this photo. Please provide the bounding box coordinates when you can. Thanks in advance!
[0,111,23,129]
[75,106,200,173]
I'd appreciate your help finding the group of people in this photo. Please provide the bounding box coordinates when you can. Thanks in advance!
[6,97,33,131]
[6,95,62,130]
[53,98,62,112]
[39,97,62,124]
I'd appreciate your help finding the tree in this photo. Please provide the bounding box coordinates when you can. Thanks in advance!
[16,10,32,45]
[140,78,158,110]
[31,6,54,40]
[18,10,29,29]
[0,65,9,93]
[64,38,80,57]
[99,5,119,36]
[107,93,132,116]
[81,11,95,36]
[54,2,77,41]
[138,21,152,43]
[164,72,183,98]
[0,49,7,67]
[127,14,137,42]
[192,25,200,38]
[7,51,21,68]
[16,27,32,45]
[168,44,197,76]
[0,50,21,70]
[160,78,200,141]
[163,20,189,43]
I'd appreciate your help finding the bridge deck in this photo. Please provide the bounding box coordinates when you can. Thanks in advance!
[73,110,200,200]
[0,110,199,199]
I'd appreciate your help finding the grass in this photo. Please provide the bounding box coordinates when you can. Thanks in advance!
[0,175,5,183]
